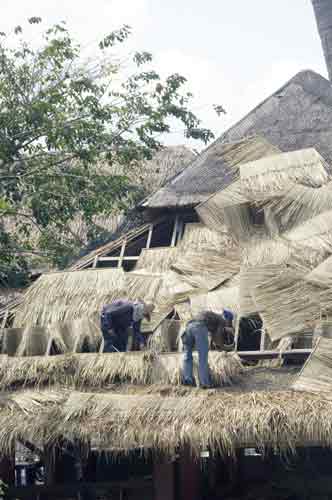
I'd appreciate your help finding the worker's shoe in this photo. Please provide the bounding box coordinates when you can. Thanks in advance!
[182,378,196,387]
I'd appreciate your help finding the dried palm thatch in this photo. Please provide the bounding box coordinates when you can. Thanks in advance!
[1,319,102,357]
[306,255,332,287]
[135,247,178,273]
[240,148,329,201]
[13,269,125,328]
[253,267,321,342]
[0,351,243,391]
[2,385,332,458]
[178,223,234,252]
[292,337,332,394]
[147,319,184,352]
[190,286,240,317]
[284,210,332,253]
[265,182,332,233]
[172,250,240,291]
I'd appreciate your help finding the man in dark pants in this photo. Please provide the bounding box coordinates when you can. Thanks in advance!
[100,300,154,352]
[101,301,134,352]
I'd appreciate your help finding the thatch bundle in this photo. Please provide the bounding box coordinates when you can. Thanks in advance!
[293,337,332,394]
[240,148,329,200]
[265,182,332,233]
[14,269,125,328]
[2,319,102,357]
[135,247,178,273]
[284,210,332,253]
[2,384,332,458]
[178,223,234,252]
[172,249,239,291]
[0,351,243,391]
[253,267,320,342]
[190,286,240,317]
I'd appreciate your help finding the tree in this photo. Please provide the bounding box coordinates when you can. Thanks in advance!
[0,18,214,285]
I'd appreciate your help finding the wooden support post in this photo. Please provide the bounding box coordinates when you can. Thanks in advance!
[118,239,127,268]
[92,257,98,269]
[177,448,201,500]
[234,318,240,352]
[171,216,179,247]
[146,224,153,249]
[260,328,266,351]
[0,452,15,486]
[0,309,9,329]
[153,460,175,500]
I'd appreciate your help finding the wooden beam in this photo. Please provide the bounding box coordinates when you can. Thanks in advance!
[146,224,154,249]
[237,348,311,361]
[0,309,9,329]
[98,256,139,262]
[118,239,127,268]
[260,328,266,351]
[170,216,179,247]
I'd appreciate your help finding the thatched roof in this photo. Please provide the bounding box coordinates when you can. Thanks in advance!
[142,137,279,209]
[1,365,332,458]
[0,351,243,390]
[143,71,332,210]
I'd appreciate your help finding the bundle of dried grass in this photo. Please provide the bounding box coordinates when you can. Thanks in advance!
[2,319,102,357]
[190,286,240,317]
[172,250,240,291]
[240,148,329,201]
[265,182,332,233]
[292,337,332,394]
[284,210,332,253]
[253,268,321,341]
[14,269,125,328]
[147,319,184,352]
[178,223,234,252]
[135,247,178,273]
[0,351,243,391]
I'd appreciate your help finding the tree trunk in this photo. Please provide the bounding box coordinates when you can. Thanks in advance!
[312,0,332,81]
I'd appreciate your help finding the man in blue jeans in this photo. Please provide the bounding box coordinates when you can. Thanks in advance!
[181,310,234,388]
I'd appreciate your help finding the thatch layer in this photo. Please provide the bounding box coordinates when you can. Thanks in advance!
[253,267,320,342]
[293,337,332,394]
[0,351,243,391]
[240,148,329,201]
[2,386,332,457]
[136,247,178,273]
[265,182,332,233]
[14,269,125,328]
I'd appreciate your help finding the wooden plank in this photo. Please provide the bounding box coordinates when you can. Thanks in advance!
[0,309,9,329]
[118,239,127,268]
[98,256,139,262]
[171,216,179,247]
[237,349,311,361]
[146,224,154,249]
[260,328,266,351]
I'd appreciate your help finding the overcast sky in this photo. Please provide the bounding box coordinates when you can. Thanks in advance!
[1,0,327,149]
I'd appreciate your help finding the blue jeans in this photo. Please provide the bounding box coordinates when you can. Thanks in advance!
[182,321,211,387]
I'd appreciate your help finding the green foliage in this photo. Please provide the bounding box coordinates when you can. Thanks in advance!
[0,18,214,284]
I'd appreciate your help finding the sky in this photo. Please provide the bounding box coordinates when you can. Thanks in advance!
[0,0,327,149]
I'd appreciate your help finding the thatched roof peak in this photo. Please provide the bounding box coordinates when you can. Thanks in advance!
[144,70,332,210]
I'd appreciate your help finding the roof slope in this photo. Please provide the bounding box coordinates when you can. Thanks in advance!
[144,70,332,210]
[143,136,279,209]
[220,70,332,161]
